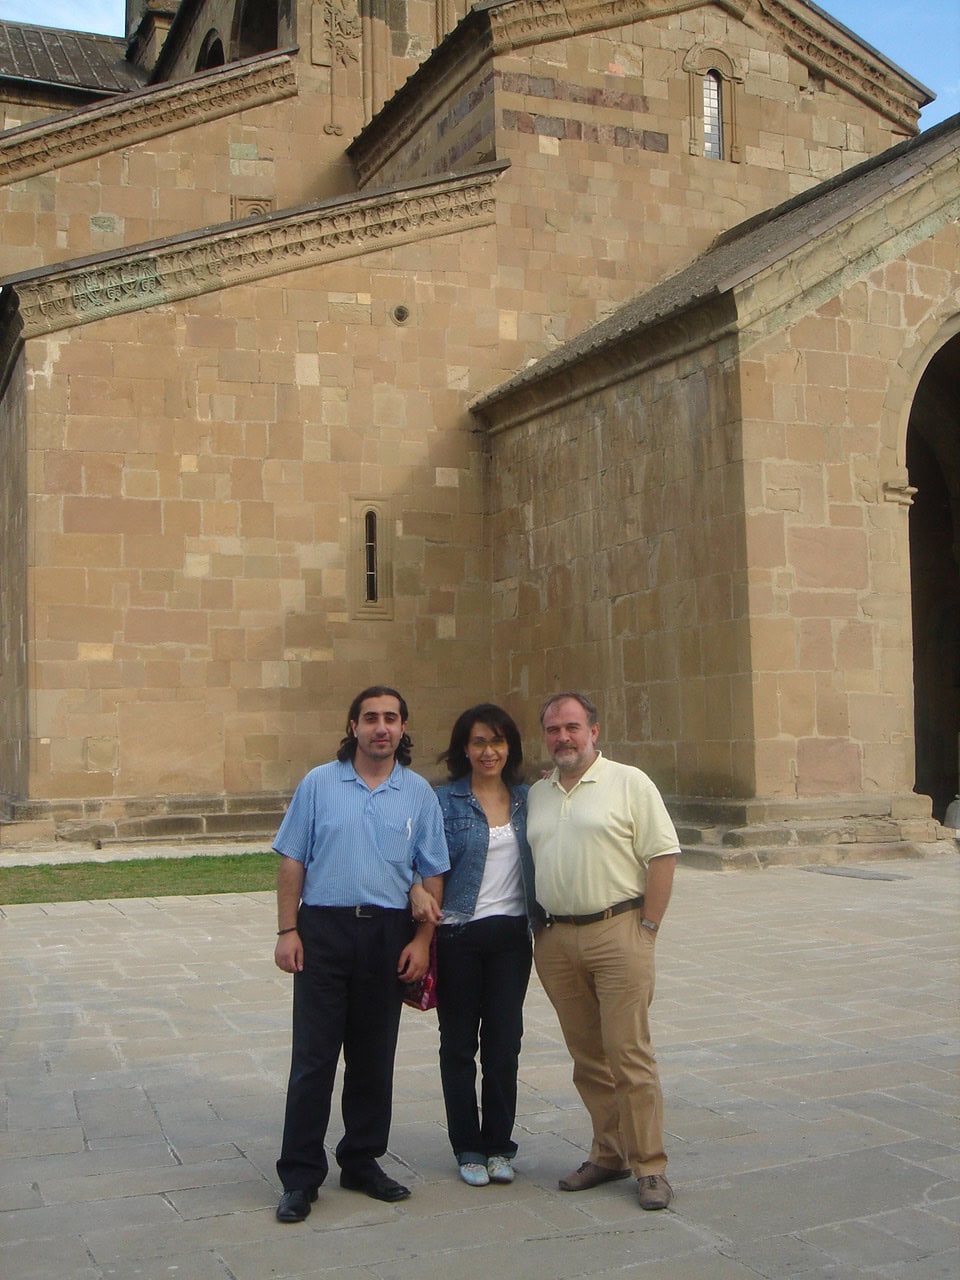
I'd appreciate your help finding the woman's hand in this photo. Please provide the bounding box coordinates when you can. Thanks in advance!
[410,881,443,924]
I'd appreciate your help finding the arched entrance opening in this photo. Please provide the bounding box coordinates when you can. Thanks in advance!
[233,0,279,59]
[195,31,225,72]
[907,333,960,821]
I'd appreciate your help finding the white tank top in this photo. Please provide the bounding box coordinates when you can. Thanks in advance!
[473,822,526,920]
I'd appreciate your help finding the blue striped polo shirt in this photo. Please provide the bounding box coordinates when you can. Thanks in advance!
[273,758,449,907]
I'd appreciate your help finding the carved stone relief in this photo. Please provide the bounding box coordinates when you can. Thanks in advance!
[312,0,362,136]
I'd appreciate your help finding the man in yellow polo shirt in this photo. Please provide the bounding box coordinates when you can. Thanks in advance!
[527,692,679,1211]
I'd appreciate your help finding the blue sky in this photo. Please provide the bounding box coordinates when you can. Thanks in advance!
[0,0,956,126]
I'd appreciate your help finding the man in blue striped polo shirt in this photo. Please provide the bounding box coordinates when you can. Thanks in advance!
[273,686,449,1223]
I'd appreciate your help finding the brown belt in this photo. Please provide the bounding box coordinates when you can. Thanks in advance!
[547,895,645,926]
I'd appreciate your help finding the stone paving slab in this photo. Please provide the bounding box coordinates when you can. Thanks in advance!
[1,852,958,1279]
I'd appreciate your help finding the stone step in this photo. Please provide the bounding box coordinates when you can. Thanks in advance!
[51,810,284,846]
[680,840,931,871]
[721,821,863,849]
[95,831,276,849]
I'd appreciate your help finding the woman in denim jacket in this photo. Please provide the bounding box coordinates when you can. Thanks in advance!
[413,703,540,1187]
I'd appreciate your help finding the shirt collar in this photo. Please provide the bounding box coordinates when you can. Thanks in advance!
[548,749,604,790]
[341,758,403,790]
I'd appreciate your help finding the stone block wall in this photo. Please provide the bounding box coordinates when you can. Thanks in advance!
[484,9,913,369]
[13,227,501,803]
[738,219,960,801]
[487,304,752,796]
[360,62,498,187]
[485,209,960,809]
[0,350,28,800]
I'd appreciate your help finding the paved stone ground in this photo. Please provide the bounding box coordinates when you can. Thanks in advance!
[1,847,958,1279]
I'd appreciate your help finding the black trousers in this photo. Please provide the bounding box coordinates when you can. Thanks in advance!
[436,914,532,1161]
[276,905,412,1191]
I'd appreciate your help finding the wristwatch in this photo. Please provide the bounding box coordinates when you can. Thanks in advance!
[640,918,659,933]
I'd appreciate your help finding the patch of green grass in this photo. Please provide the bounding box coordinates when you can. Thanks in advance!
[0,852,278,905]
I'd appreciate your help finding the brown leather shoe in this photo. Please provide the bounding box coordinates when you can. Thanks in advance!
[637,1174,673,1210]
[558,1160,631,1192]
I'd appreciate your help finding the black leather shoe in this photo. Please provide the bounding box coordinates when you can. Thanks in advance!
[339,1163,411,1202]
[276,1187,318,1222]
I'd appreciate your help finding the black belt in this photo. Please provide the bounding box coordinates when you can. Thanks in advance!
[307,905,407,918]
[547,895,645,927]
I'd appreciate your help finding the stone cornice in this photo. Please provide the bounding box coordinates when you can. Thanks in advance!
[0,52,298,185]
[755,0,923,131]
[486,0,726,51]
[6,166,504,339]
[485,0,922,130]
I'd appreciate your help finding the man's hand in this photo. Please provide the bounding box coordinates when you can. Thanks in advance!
[275,931,304,973]
[397,932,430,982]
[642,853,677,928]
[275,854,306,973]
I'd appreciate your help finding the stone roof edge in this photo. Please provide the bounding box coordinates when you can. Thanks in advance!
[0,49,298,185]
[0,20,142,95]
[471,122,959,434]
[1,163,506,341]
[721,139,960,344]
[347,9,494,188]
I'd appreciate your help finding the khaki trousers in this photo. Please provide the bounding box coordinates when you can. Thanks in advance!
[534,910,667,1177]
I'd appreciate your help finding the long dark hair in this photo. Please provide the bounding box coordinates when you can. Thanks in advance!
[440,703,524,786]
[337,685,413,766]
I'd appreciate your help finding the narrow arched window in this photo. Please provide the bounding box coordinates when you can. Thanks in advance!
[703,71,723,160]
[363,509,378,603]
[350,497,394,619]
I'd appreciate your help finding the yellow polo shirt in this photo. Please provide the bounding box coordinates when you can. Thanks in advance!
[527,752,680,916]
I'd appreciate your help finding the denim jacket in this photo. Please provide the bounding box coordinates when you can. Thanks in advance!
[435,778,541,927]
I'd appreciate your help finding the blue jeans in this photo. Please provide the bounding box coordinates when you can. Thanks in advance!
[436,914,532,1161]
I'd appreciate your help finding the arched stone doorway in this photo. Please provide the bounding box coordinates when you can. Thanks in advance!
[907,333,960,821]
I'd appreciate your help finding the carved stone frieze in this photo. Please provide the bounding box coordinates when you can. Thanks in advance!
[0,54,298,186]
[487,0,732,53]
[11,169,502,338]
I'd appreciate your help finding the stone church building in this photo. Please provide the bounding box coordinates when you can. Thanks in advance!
[0,0,957,862]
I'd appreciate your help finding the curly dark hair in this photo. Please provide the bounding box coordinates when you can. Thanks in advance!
[337,685,413,766]
[440,703,524,787]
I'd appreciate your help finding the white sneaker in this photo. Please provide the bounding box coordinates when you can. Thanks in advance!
[459,1162,490,1187]
[486,1155,515,1183]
